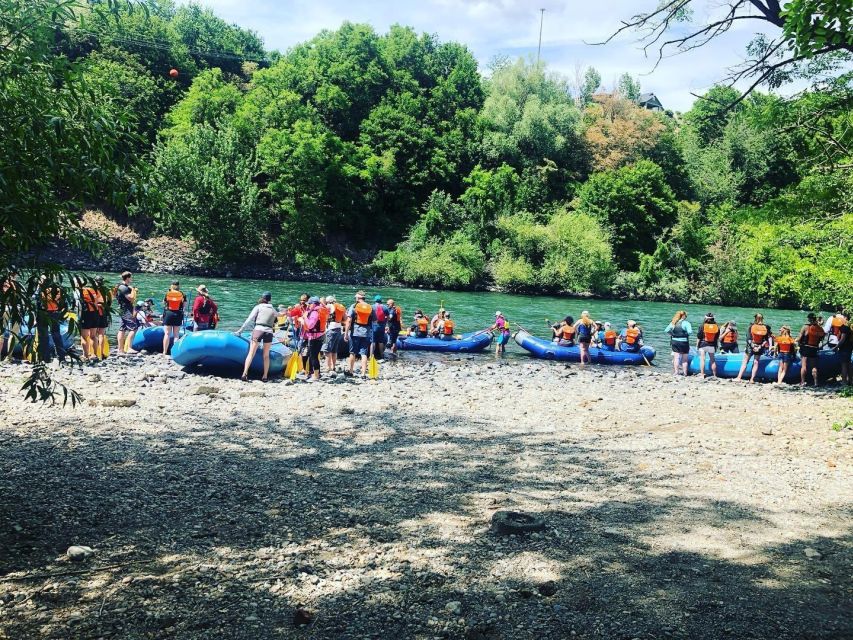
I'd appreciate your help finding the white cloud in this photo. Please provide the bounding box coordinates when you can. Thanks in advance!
[177,0,820,111]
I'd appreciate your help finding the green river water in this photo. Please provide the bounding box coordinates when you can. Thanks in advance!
[99,272,817,357]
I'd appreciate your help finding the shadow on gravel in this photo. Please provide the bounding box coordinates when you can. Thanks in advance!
[0,408,850,639]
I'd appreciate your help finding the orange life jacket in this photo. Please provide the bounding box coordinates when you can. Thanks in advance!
[722,329,737,344]
[165,290,184,312]
[81,287,99,312]
[416,316,429,333]
[443,320,455,335]
[317,305,329,332]
[750,323,768,344]
[702,323,719,343]
[603,330,617,346]
[354,301,372,326]
[332,302,346,323]
[561,325,575,340]
[776,335,795,354]
[830,315,845,338]
[804,324,825,347]
[624,327,640,344]
[42,288,61,312]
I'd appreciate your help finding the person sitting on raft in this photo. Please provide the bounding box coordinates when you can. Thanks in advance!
[192,284,218,331]
[600,322,618,351]
[410,310,430,338]
[591,321,605,348]
[735,313,773,383]
[696,312,720,379]
[430,308,445,336]
[797,312,826,387]
[237,291,277,382]
[552,316,575,346]
[573,311,595,364]
[438,312,455,340]
[719,321,739,353]
[773,325,797,384]
[616,320,642,352]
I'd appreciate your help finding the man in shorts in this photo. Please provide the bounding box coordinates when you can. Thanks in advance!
[344,291,375,378]
[115,271,139,355]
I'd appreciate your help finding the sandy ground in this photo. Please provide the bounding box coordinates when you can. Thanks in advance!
[0,354,851,640]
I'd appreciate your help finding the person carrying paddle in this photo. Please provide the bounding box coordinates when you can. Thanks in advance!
[192,284,218,331]
[237,291,277,382]
[94,276,111,359]
[115,271,139,356]
[797,312,825,387]
[735,313,773,383]
[344,291,375,378]
[162,281,186,357]
[491,311,510,355]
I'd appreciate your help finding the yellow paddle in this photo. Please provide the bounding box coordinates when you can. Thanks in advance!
[101,335,110,358]
[285,351,299,380]
[368,353,379,379]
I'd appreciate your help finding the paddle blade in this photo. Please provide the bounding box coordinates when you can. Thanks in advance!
[368,355,379,379]
[285,352,298,379]
[102,337,110,358]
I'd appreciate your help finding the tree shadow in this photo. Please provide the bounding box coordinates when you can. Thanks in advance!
[0,406,850,639]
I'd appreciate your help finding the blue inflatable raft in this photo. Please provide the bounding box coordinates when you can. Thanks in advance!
[686,348,771,379]
[131,321,192,352]
[5,322,74,358]
[395,330,493,353]
[171,330,290,375]
[513,329,656,365]
[763,349,842,384]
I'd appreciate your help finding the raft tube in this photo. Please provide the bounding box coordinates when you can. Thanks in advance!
[395,330,493,353]
[5,323,74,358]
[171,330,290,375]
[513,329,656,365]
[686,348,773,379]
[131,321,192,352]
[763,349,842,384]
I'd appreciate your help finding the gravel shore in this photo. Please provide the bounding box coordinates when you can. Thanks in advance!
[1,355,851,639]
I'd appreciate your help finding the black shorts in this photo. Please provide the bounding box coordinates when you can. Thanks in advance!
[163,310,184,327]
[251,329,272,343]
[81,311,100,330]
[96,312,110,329]
[671,341,690,354]
[799,345,819,358]
[578,337,591,345]
[119,309,139,332]
[720,344,739,353]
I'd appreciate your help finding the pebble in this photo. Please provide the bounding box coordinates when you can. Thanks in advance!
[66,545,94,562]
[803,547,821,559]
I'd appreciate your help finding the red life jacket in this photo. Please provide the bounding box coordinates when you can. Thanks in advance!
[443,320,455,335]
[561,325,575,341]
[374,303,386,323]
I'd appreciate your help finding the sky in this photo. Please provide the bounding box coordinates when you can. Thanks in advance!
[177,0,791,112]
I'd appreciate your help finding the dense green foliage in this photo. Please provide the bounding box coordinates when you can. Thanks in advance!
[6,0,853,314]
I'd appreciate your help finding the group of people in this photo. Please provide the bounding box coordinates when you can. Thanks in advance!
[665,309,852,386]
[549,310,646,362]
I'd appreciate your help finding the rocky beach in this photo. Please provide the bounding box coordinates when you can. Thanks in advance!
[0,355,851,639]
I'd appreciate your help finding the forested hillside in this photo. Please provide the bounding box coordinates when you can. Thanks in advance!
[13,0,853,310]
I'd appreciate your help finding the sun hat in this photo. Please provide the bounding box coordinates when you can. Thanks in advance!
[495,311,502,316]
[627,320,637,327]
[261,291,272,302]
[356,291,366,299]
[197,284,207,294]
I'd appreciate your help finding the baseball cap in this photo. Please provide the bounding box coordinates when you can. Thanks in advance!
[495,311,502,316]
[261,291,272,302]
[374,295,382,302]
[627,320,637,327]
[308,296,320,304]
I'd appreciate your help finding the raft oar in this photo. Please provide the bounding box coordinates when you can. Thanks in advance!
[368,343,379,380]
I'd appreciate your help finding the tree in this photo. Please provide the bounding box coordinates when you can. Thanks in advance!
[616,72,641,101]
[575,65,601,106]
[576,160,678,270]
[602,1,853,107]
[1,0,143,402]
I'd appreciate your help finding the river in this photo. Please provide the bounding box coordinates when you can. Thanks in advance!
[98,272,818,356]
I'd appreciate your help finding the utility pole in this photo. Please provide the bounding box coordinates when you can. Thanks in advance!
[537,8,545,67]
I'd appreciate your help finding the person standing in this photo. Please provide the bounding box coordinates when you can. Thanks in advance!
[345,291,374,378]
[386,298,402,356]
[696,312,720,378]
[830,312,851,386]
[162,280,186,356]
[736,313,773,383]
[322,295,346,373]
[301,297,326,382]
[79,279,103,360]
[95,276,111,359]
[36,276,67,363]
[492,311,510,356]
[115,271,139,356]
[237,292,277,382]
[192,285,218,331]
[574,311,596,364]
[797,312,826,387]
[665,310,691,376]
[773,326,797,384]
[372,295,389,359]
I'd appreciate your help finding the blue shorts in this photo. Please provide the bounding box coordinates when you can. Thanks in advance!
[349,335,371,357]
[372,326,387,345]
[496,333,510,346]
[777,352,794,363]
[322,329,342,354]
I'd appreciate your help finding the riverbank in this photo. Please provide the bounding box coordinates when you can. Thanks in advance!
[1,355,851,639]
